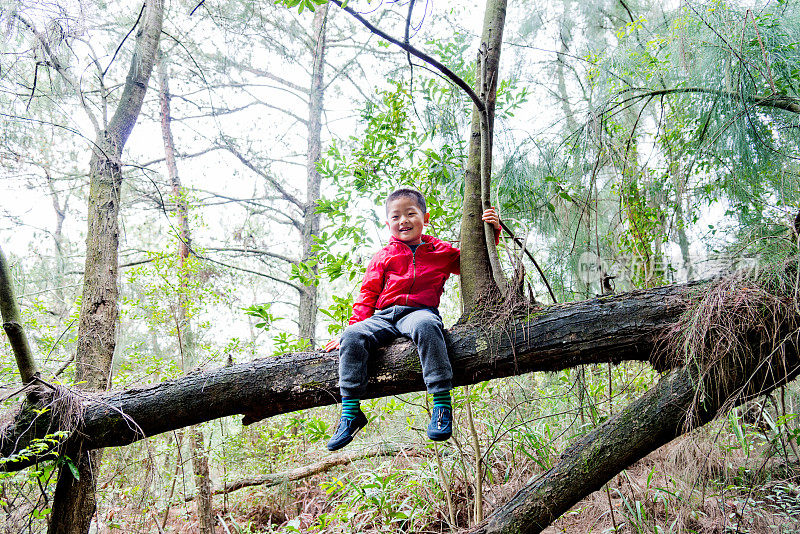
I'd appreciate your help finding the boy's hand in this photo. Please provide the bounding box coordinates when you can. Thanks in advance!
[324,338,340,352]
[482,207,501,231]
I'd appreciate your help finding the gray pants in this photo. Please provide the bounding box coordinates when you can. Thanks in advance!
[338,305,453,398]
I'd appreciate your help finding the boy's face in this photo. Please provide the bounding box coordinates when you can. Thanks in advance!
[386,196,429,245]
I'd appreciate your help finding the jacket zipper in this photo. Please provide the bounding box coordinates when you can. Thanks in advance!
[405,246,417,306]
[404,241,424,306]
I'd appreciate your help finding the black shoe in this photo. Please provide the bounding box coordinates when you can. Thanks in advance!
[427,405,452,441]
[326,410,368,451]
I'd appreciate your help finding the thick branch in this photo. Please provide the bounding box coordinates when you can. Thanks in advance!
[470,328,800,534]
[0,246,38,385]
[106,0,165,149]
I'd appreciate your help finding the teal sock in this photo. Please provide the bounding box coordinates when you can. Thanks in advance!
[341,397,360,419]
[432,391,451,409]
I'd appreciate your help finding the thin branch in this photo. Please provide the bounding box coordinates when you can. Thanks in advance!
[194,254,303,292]
[226,61,309,94]
[235,89,308,125]
[616,87,800,114]
[204,247,298,265]
[26,62,38,111]
[172,101,263,121]
[329,0,484,112]
[132,147,222,168]
[53,356,75,379]
[219,144,305,211]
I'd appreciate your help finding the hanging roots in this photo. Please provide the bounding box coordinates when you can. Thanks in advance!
[44,381,86,438]
[654,255,800,428]
[461,262,542,326]
[0,381,86,466]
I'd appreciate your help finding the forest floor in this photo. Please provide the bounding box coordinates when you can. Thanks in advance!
[92,420,800,534]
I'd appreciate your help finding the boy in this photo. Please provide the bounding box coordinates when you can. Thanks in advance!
[324,187,500,451]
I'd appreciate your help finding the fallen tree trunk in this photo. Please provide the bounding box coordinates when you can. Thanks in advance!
[468,277,800,534]
[1,282,691,469]
[468,360,800,533]
[2,278,799,533]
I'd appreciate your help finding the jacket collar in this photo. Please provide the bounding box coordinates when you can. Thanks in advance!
[389,234,435,248]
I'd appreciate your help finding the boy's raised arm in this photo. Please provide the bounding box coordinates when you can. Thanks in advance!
[482,207,502,244]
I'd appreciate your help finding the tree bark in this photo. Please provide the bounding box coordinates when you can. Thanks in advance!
[298,4,329,346]
[47,3,163,533]
[3,283,690,460]
[460,0,508,316]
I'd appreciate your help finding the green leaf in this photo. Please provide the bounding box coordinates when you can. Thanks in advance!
[66,459,80,481]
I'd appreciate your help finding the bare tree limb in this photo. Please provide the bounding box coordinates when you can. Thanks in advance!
[185,444,421,500]
[204,247,298,265]
[226,60,310,94]
[219,144,305,211]
[329,0,484,111]
[615,87,800,114]
[0,245,39,386]
[131,147,223,169]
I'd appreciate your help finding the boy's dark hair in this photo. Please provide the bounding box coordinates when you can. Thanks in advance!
[385,187,426,214]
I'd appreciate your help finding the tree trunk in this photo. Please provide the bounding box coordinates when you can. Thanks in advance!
[460,0,508,316]
[158,56,215,534]
[47,3,163,533]
[555,0,577,135]
[298,4,329,346]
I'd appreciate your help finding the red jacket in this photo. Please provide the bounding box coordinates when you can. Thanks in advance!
[349,231,500,324]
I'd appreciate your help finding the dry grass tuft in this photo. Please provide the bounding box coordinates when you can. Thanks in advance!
[653,256,800,427]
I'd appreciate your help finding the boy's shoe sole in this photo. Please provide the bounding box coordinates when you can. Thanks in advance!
[428,431,452,441]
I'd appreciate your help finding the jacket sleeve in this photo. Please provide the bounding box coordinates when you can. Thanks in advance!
[349,252,385,324]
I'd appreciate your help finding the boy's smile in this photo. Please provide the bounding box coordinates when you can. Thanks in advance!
[386,196,430,245]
